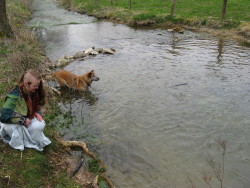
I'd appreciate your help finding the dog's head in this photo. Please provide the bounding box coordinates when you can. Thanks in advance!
[87,70,99,82]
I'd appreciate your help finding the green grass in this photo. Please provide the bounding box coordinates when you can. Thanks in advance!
[133,13,156,21]
[0,44,9,56]
[70,0,250,21]
[0,135,80,188]
[87,157,106,173]
[66,0,249,30]
[8,1,31,27]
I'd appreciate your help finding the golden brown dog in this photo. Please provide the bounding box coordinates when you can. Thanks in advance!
[52,70,99,91]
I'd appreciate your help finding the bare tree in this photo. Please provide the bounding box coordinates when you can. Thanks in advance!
[170,0,175,17]
[221,0,228,19]
[0,0,13,37]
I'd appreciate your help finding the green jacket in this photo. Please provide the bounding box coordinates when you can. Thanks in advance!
[0,87,28,125]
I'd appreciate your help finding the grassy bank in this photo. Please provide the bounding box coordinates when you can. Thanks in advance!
[0,0,52,104]
[1,1,112,187]
[60,0,250,44]
[0,0,81,187]
[64,0,250,22]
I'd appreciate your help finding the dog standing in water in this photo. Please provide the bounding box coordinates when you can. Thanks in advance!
[51,70,99,91]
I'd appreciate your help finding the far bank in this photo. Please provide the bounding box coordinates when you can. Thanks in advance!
[58,0,250,46]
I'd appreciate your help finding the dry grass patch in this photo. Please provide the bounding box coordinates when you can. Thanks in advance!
[238,22,250,38]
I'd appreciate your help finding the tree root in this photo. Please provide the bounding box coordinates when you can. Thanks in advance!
[91,174,116,188]
[59,140,97,159]
[92,175,99,188]
[55,137,116,188]
[99,175,116,188]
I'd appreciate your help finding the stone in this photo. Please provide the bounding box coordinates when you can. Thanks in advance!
[84,48,99,55]
[95,48,103,53]
[56,58,71,67]
[73,52,86,59]
[102,48,115,54]
[64,55,74,60]
[173,27,184,34]
[84,48,94,54]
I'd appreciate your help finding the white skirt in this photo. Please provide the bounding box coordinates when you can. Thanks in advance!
[0,118,51,151]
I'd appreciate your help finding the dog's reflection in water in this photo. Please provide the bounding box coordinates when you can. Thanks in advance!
[58,87,98,106]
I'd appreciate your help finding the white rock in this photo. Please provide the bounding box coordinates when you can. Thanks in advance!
[84,48,94,54]
[64,55,74,60]
[89,50,99,55]
[103,48,115,54]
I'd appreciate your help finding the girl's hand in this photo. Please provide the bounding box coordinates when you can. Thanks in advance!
[35,113,43,122]
[25,118,31,127]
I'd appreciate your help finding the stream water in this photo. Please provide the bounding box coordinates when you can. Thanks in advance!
[28,0,250,187]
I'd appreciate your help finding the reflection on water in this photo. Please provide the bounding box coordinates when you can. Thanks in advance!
[217,38,224,64]
[28,0,250,187]
[58,87,99,106]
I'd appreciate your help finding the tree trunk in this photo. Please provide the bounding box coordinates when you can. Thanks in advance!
[170,0,175,17]
[129,0,132,10]
[221,0,228,20]
[0,0,13,37]
[110,0,113,7]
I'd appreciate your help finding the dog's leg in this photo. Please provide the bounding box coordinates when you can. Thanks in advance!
[78,86,86,92]
[43,80,61,96]
[55,78,68,87]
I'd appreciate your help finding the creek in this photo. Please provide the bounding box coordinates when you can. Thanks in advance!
[28,0,250,187]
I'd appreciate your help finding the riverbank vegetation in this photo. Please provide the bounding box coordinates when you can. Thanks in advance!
[59,0,250,45]
[0,0,78,187]
[0,0,52,102]
[1,0,111,187]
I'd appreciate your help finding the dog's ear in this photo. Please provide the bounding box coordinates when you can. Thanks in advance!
[88,71,93,78]
[91,70,94,72]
